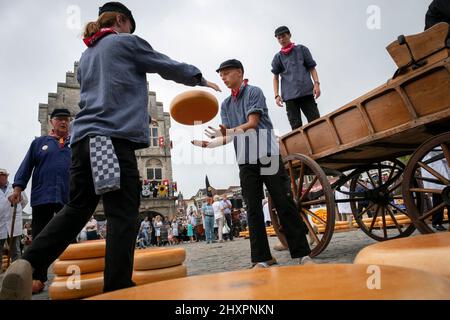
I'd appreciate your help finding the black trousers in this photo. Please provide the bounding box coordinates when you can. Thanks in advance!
[239,156,311,263]
[23,137,141,293]
[224,214,233,241]
[285,95,320,130]
[432,194,446,225]
[29,204,63,282]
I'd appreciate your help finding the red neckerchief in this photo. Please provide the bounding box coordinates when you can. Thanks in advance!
[231,79,249,101]
[281,43,295,55]
[49,130,69,149]
[83,28,118,47]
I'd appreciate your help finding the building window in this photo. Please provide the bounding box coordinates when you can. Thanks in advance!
[147,168,162,182]
[150,127,159,147]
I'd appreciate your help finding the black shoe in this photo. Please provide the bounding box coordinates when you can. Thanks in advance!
[432,224,446,232]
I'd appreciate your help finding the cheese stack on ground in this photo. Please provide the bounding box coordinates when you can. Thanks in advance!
[49,240,186,300]
[240,226,276,239]
[2,255,8,272]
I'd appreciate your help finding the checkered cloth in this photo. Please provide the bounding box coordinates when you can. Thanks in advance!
[89,136,121,195]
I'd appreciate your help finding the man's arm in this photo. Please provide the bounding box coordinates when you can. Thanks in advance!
[273,74,283,107]
[192,113,261,149]
[132,36,221,92]
[9,141,37,205]
[309,67,321,99]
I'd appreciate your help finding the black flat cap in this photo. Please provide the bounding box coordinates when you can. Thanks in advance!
[99,2,136,34]
[50,108,71,118]
[216,59,244,73]
[275,26,291,37]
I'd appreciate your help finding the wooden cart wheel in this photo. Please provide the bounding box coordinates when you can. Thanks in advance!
[402,132,450,234]
[269,154,336,258]
[348,159,416,242]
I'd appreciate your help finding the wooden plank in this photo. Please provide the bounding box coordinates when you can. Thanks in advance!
[386,22,450,69]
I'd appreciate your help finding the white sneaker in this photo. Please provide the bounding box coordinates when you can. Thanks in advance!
[299,256,315,265]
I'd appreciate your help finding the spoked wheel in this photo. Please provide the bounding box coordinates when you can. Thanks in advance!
[402,132,450,234]
[347,159,416,242]
[269,154,335,258]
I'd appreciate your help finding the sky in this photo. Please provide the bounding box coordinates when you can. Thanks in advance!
[0,0,431,208]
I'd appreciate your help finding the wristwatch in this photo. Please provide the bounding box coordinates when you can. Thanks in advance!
[314,81,320,85]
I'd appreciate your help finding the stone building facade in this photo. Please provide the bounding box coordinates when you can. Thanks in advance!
[38,62,177,219]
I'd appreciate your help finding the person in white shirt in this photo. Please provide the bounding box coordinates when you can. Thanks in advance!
[335,184,353,227]
[212,195,224,243]
[0,169,28,262]
[154,215,163,246]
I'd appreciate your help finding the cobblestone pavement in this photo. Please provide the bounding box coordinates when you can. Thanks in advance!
[0,229,430,300]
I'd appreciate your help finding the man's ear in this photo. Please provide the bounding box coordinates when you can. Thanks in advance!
[116,14,125,27]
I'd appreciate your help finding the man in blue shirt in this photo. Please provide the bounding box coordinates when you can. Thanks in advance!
[2,2,220,299]
[9,108,72,294]
[272,26,322,130]
[193,59,312,268]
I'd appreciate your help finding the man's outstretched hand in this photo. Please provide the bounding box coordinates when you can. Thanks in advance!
[206,80,222,92]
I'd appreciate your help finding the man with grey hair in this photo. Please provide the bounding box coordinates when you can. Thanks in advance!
[8,108,72,294]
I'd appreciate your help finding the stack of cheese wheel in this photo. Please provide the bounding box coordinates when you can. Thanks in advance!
[356,214,412,229]
[239,226,276,239]
[49,240,106,300]
[49,241,186,300]
[133,247,186,286]
[317,221,355,234]
[354,233,450,280]
[2,255,8,272]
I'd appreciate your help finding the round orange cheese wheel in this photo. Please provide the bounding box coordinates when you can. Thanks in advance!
[134,247,186,271]
[49,265,187,300]
[170,90,218,125]
[58,240,106,261]
[132,265,186,286]
[53,257,105,276]
[87,264,450,300]
[49,271,104,300]
[354,233,450,279]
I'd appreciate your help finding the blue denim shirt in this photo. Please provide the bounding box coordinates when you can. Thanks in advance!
[13,136,71,207]
[202,204,214,217]
[74,33,207,149]
[220,84,279,164]
[271,44,317,101]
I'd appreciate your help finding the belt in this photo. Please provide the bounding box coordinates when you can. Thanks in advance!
[204,214,214,217]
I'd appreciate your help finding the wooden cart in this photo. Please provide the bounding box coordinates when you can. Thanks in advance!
[270,23,450,257]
